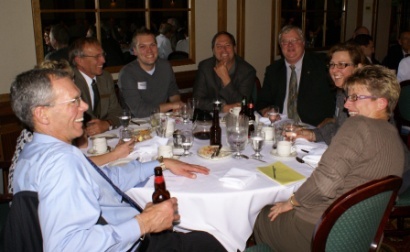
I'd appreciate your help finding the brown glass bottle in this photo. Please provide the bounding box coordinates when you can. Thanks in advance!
[248,98,256,137]
[239,96,248,116]
[210,104,221,146]
[152,167,171,204]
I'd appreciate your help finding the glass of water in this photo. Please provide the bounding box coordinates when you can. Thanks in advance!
[118,109,131,129]
[180,104,190,124]
[181,130,193,156]
[120,128,133,142]
[251,131,265,159]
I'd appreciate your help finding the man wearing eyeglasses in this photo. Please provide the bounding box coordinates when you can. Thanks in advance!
[69,37,122,136]
[256,25,335,126]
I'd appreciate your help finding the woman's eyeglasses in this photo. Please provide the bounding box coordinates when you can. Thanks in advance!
[327,63,355,69]
[344,94,378,102]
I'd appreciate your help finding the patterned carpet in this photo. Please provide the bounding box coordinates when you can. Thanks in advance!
[380,219,410,252]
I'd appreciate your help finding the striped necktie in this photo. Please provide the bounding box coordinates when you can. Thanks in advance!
[91,79,100,115]
[287,65,300,121]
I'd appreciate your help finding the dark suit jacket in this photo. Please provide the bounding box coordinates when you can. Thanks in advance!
[382,44,405,71]
[73,69,122,127]
[256,52,335,126]
[193,55,256,111]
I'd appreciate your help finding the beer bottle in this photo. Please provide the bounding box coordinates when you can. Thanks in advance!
[239,96,248,116]
[248,98,256,137]
[210,103,221,146]
[152,167,170,204]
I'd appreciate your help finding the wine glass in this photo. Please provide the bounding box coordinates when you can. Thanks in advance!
[251,131,265,159]
[226,114,249,159]
[156,114,168,137]
[284,121,297,143]
[180,104,190,124]
[267,105,280,127]
[118,109,131,129]
[181,130,193,156]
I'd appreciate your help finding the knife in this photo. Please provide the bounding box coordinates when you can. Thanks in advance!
[215,145,222,157]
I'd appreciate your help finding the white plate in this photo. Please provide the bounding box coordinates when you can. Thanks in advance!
[90,133,118,139]
[87,146,111,156]
[270,149,297,158]
[128,125,151,131]
[107,157,134,167]
[197,146,232,160]
[131,118,149,125]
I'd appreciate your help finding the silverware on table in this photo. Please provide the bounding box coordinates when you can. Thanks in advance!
[240,154,249,159]
[214,145,222,157]
[296,156,305,163]
[252,157,267,163]
[272,165,276,179]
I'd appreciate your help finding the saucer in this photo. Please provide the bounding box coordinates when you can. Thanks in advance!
[87,146,111,156]
[270,149,297,158]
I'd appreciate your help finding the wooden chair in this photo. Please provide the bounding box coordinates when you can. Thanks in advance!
[311,175,402,252]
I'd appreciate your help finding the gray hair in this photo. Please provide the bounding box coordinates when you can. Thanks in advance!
[10,69,71,130]
[278,25,305,43]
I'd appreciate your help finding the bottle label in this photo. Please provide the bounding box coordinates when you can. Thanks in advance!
[249,120,255,125]
[155,176,165,184]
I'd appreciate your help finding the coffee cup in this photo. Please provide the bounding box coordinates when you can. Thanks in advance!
[261,126,274,141]
[277,141,295,157]
[229,107,241,116]
[158,145,173,158]
[92,137,108,154]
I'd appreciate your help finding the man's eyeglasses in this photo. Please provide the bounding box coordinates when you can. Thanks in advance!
[46,97,82,107]
[344,94,379,102]
[327,62,355,69]
[280,39,301,46]
[81,52,106,59]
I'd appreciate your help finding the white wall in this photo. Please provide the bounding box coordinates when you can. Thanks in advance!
[0,1,37,94]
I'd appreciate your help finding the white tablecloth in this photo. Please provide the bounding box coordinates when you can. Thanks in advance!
[121,120,323,251]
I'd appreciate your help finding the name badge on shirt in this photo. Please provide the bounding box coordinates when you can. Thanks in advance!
[138,81,147,90]
[335,107,339,117]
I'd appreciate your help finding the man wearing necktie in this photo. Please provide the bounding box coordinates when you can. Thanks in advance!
[70,37,122,136]
[256,25,335,126]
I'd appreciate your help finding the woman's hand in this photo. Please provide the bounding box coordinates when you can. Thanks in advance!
[164,158,209,179]
[268,201,293,221]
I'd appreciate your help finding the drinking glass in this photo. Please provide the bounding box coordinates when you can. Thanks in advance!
[180,104,190,124]
[120,128,133,142]
[118,109,131,129]
[156,114,168,137]
[181,130,193,156]
[251,131,265,159]
[284,121,297,143]
[150,108,160,128]
[267,105,280,127]
[187,98,199,121]
[226,114,249,159]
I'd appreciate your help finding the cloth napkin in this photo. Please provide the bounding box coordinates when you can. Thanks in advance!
[294,138,327,153]
[131,136,169,162]
[219,168,257,189]
[302,147,327,167]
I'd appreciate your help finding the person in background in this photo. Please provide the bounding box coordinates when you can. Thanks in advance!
[45,24,70,61]
[193,31,256,112]
[9,68,226,251]
[43,26,54,56]
[397,56,410,83]
[297,43,367,144]
[256,25,335,126]
[351,25,370,39]
[352,34,380,64]
[176,28,189,54]
[118,28,184,118]
[254,65,404,251]
[69,37,122,136]
[156,22,173,60]
[382,30,410,72]
[7,60,133,194]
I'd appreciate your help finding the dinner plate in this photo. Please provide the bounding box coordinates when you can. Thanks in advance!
[131,118,149,125]
[107,157,134,167]
[270,149,297,158]
[128,125,151,131]
[87,146,111,156]
[197,145,232,160]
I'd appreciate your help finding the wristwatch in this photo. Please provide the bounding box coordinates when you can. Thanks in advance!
[157,156,166,171]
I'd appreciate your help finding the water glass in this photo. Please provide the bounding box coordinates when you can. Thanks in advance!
[156,114,168,137]
[251,131,265,159]
[187,98,199,121]
[284,122,297,143]
[267,106,280,126]
[180,104,190,124]
[120,128,133,142]
[226,114,249,159]
[150,108,160,128]
[181,130,193,156]
[119,109,131,128]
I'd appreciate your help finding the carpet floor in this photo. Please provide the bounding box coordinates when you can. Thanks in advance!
[380,218,410,252]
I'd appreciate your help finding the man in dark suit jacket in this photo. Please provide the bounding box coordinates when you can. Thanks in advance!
[70,37,122,136]
[193,31,256,112]
[256,25,335,127]
[382,30,410,71]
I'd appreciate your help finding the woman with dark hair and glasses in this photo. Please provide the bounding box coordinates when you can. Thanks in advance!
[254,65,404,251]
[296,43,367,144]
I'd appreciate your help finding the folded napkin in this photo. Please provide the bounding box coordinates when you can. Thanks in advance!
[257,161,305,185]
[294,138,327,153]
[132,136,169,162]
[219,168,257,189]
[302,147,327,167]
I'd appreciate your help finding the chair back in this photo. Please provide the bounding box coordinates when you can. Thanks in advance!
[3,191,43,252]
[398,80,410,122]
[311,175,402,252]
